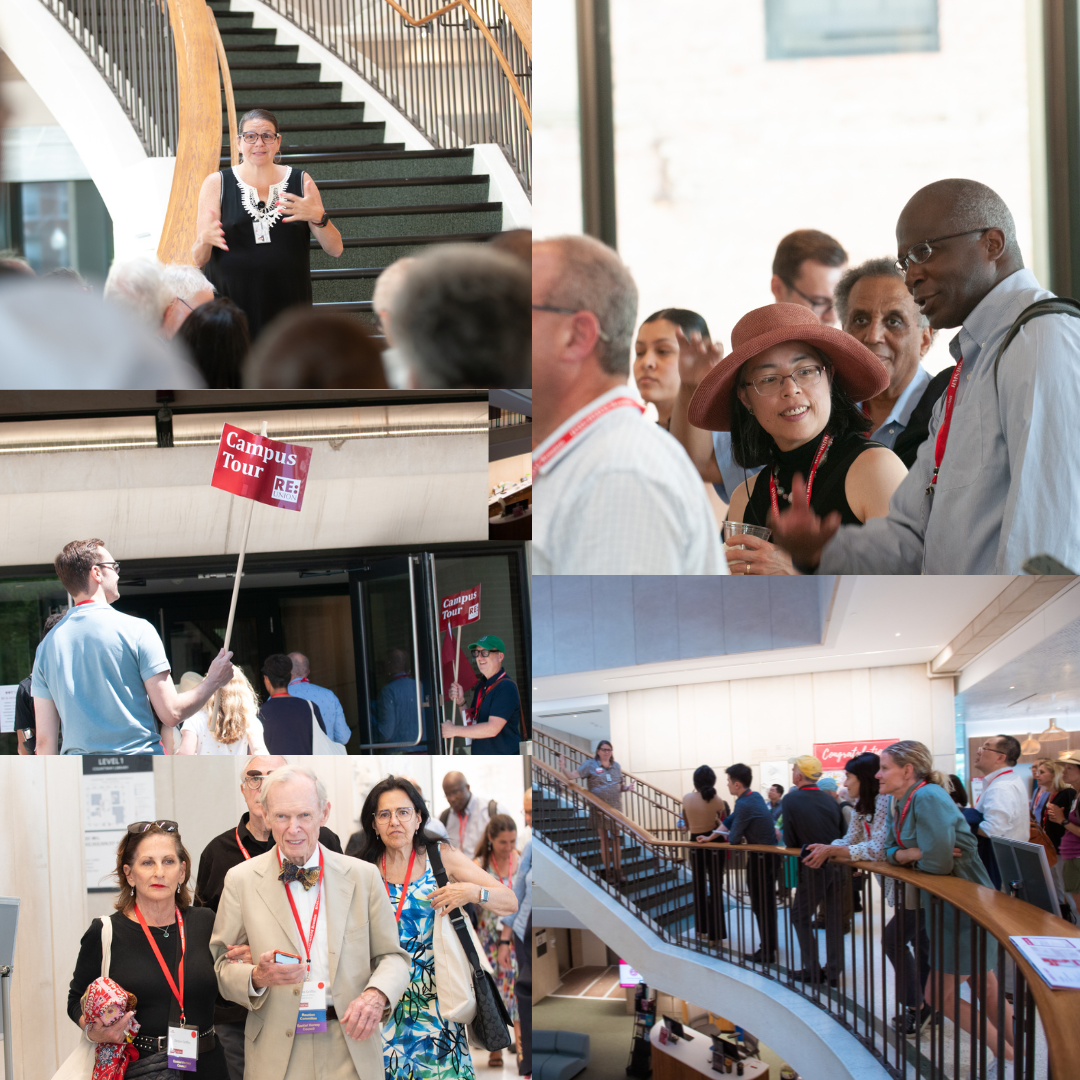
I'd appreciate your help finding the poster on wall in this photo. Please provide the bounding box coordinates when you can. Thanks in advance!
[83,755,156,892]
[813,739,899,778]
[759,760,791,795]
[0,684,18,733]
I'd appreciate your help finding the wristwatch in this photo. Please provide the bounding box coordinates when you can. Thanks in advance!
[313,211,331,228]
[478,887,490,904]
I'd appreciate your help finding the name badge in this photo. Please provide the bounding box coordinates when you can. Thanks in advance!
[167,1024,199,1071]
[297,980,328,1033]
[253,219,271,244]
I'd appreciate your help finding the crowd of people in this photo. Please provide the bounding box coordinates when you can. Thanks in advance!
[16,537,522,756]
[533,177,1080,575]
[67,761,532,1080]
[0,111,529,389]
[560,734,1080,1073]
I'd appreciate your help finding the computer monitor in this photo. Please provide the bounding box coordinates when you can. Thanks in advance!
[988,836,1061,917]
[662,1015,691,1040]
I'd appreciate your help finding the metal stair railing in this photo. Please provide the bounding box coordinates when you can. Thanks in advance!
[535,759,1080,1080]
[256,0,532,194]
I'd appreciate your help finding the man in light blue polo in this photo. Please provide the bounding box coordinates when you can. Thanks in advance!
[287,650,350,745]
[32,538,234,754]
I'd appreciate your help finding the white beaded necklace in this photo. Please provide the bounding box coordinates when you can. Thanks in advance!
[235,166,292,227]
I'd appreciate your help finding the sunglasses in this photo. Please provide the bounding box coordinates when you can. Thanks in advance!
[127,820,179,834]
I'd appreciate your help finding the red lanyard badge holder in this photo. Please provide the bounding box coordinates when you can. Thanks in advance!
[277,847,328,1034]
[134,905,197,1071]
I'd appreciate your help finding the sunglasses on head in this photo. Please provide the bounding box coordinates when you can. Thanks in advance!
[127,820,179,834]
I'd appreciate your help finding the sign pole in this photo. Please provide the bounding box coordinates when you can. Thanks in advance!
[212,420,267,730]
[446,624,464,755]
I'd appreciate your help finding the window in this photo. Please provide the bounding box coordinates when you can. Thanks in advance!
[765,0,939,61]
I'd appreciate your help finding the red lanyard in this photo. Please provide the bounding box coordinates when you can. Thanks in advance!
[768,433,832,518]
[929,359,964,489]
[235,827,252,861]
[277,846,323,970]
[492,852,515,889]
[474,670,507,719]
[864,819,872,839]
[458,811,468,849]
[381,848,417,923]
[801,785,820,791]
[533,396,645,473]
[74,599,96,607]
[975,769,1013,808]
[892,781,927,849]
[134,905,186,1025]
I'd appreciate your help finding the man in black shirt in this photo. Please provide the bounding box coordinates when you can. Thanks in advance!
[782,755,845,986]
[257,653,327,755]
[194,755,343,1080]
[15,612,66,754]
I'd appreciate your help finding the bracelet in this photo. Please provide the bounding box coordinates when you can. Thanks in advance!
[83,1022,95,1044]
[312,211,330,228]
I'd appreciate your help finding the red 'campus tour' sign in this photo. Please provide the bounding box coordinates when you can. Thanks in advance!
[210,423,313,512]
[440,584,481,630]
[813,739,900,771]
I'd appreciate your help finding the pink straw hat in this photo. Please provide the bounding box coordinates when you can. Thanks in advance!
[687,303,890,432]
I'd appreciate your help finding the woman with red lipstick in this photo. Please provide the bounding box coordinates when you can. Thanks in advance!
[68,822,234,1077]
[685,303,908,573]
[194,109,343,343]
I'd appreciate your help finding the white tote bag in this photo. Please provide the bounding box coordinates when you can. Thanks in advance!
[52,916,114,1079]
[308,701,347,756]
[431,902,494,1023]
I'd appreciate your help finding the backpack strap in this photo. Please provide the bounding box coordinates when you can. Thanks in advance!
[488,799,499,821]
[993,297,1080,388]
[439,808,451,827]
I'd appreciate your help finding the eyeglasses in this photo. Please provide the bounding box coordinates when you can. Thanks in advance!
[240,131,279,144]
[127,820,179,834]
[532,304,611,343]
[785,282,835,317]
[895,229,988,273]
[743,364,826,397]
[175,297,194,313]
[470,648,499,658]
[241,772,271,788]
[94,562,120,573]
[978,743,1005,755]
[376,807,415,823]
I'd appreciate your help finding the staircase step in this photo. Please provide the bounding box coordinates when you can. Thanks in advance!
[229,83,345,106]
[310,233,500,272]
[311,278,379,304]
[208,1,234,11]
[225,45,300,63]
[218,28,279,47]
[289,149,476,183]
[312,302,380,330]
[225,63,323,83]
[331,204,503,240]
[218,144,407,169]
[212,13,254,30]
[223,130,389,152]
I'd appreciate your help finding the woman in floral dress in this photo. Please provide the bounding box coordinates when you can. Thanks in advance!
[353,776,517,1080]
[472,814,520,1067]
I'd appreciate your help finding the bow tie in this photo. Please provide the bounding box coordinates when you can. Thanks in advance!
[279,862,321,890]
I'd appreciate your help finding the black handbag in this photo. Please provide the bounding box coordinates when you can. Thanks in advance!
[427,841,512,1051]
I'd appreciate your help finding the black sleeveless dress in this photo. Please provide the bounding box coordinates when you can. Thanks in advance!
[205,166,312,342]
[743,428,886,528]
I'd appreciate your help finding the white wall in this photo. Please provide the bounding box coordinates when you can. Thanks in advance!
[608,662,956,800]
[0,754,527,1080]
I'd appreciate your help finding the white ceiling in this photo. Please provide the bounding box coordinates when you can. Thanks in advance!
[533,575,1015,700]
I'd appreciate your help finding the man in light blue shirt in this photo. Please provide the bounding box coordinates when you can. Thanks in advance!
[32,538,233,754]
[772,179,1080,575]
[287,651,350,745]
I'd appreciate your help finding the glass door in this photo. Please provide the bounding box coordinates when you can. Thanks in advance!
[350,555,440,753]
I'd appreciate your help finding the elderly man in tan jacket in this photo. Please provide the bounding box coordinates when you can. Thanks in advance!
[211,763,410,1080]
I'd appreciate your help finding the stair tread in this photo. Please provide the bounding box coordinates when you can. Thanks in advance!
[320,202,502,217]
[315,175,487,190]
[311,231,501,248]
[229,81,344,91]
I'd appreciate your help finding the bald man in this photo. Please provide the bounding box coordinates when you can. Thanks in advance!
[288,651,350,746]
[440,770,513,856]
[770,178,1080,575]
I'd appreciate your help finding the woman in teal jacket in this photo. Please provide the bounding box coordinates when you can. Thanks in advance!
[878,741,1014,1069]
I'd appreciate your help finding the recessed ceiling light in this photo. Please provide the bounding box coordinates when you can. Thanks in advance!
[1010,686,1015,690]
[895,632,901,637]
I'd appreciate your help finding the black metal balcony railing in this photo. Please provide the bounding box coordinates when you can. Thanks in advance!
[261,0,532,193]
[39,0,180,158]
[535,760,1080,1080]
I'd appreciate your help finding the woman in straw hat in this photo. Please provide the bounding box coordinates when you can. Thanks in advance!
[1047,751,1080,916]
[681,303,908,572]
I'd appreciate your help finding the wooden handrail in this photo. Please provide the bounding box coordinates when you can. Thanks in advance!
[536,759,1080,1075]
[498,0,531,58]
[158,0,225,264]
[381,0,532,131]
[210,7,239,168]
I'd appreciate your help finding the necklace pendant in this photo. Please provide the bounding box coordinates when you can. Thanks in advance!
[161,927,170,938]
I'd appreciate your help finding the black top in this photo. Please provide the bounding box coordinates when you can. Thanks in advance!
[68,908,227,1078]
[892,365,954,469]
[724,790,778,847]
[257,695,326,755]
[15,675,33,731]
[204,166,313,342]
[194,812,343,913]
[743,428,886,529]
[468,672,521,756]
[781,786,844,849]
[1041,787,1078,850]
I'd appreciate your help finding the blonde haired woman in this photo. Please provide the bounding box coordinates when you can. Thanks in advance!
[177,666,267,755]
[877,740,1014,1068]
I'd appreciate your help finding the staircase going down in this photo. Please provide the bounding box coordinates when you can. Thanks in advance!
[210,0,505,330]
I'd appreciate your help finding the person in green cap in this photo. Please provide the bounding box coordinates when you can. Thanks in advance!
[442,634,522,754]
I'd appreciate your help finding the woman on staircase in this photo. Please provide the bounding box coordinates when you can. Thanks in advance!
[194,109,343,343]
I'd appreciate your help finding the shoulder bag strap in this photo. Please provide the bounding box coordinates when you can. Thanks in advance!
[100,915,114,980]
[993,297,1080,388]
[426,841,484,976]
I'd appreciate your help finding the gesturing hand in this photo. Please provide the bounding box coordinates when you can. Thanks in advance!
[340,987,388,1040]
[250,951,305,988]
[675,326,725,391]
[765,473,842,571]
[200,218,228,252]
[85,1011,135,1044]
[280,174,325,224]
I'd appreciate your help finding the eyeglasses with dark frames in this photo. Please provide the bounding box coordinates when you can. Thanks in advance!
[532,304,611,342]
[127,820,179,834]
[94,562,120,573]
[240,131,280,144]
[241,772,271,788]
[895,228,989,273]
[784,282,835,316]
[471,648,499,658]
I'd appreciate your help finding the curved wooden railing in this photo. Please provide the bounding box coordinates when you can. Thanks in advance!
[535,759,1080,1079]
[211,12,239,169]
[157,0,234,263]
